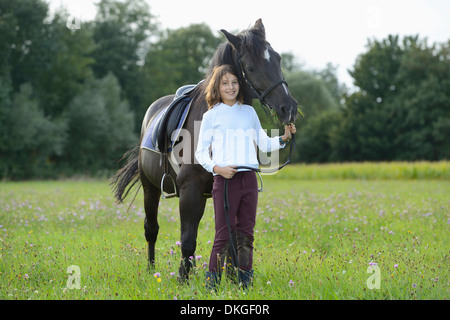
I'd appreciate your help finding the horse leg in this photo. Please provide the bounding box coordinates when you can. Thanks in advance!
[142,178,161,267]
[177,181,207,281]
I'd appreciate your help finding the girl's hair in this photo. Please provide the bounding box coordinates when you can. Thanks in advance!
[205,65,244,109]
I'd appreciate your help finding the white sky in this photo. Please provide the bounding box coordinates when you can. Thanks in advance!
[48,0,450,88]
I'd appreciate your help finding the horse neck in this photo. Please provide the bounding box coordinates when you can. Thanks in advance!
[210,43,255,105]
[191,84,209,116]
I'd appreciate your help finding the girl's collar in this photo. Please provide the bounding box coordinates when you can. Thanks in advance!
[220,101,241,108]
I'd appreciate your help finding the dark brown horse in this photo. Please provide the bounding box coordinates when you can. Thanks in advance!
[112,19,298,280]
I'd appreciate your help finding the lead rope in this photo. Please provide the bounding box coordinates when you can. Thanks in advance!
[223,133,295,283]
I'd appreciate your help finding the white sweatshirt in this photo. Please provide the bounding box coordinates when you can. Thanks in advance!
[195,102,285,174]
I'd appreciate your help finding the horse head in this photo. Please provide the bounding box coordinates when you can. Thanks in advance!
[221,19,298,124]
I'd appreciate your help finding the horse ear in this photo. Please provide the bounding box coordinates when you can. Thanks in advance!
[254,19,266,38]
[221,29,241,51]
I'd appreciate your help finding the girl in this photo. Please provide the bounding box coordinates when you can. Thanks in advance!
[195,64,296,290]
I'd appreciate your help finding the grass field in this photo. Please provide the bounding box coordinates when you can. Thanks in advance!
[0,162,449,300]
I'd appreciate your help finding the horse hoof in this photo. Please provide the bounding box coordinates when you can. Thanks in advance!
[147,260,156,270]
[177,275,189,285]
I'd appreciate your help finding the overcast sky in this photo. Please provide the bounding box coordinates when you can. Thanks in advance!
[48,0,450,88]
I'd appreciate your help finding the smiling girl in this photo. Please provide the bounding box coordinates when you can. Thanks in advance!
[195,64,296,291]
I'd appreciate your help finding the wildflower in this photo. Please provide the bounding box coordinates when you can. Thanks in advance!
[195,255,202,260]
[288,280,294,287]
[412,283,417,288]
[154,272,161,278]
[24,274,29,279]
[157,278,161,283]
[175,241,181,246]
[369,262,377,266]
[170,272,175,277]
[394,264,398,268]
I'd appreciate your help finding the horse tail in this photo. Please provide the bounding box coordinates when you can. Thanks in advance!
[111,145,141,203]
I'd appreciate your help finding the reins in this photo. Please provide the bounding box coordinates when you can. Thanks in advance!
[220,49,297,283]
[234,50,288,119]
[223,133,295,281]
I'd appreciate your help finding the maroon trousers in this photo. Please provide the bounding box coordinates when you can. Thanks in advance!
[209,171,258,272]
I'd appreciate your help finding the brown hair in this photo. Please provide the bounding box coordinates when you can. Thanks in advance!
[205,65,244,109]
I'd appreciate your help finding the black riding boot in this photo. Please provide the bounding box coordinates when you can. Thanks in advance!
[237,235,254,289]
[206,243,230,292]
[238,269,254,289]
[205,271,222,292]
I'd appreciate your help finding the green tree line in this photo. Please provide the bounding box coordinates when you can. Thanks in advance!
[0,0,448,180]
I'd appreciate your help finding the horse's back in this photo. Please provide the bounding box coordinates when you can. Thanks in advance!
[141,95,175,139]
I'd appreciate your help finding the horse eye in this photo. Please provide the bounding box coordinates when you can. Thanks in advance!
[246,66,255,73]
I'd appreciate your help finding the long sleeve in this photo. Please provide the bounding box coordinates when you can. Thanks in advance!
[252,109,286,153]
[195,103,286,174]
[195,112,216,173]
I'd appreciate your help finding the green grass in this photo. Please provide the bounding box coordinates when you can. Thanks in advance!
[265,161,450,180]
[0,162,449,300]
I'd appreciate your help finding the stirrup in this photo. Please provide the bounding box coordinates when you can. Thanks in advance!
[256,171,263,192]
[161,173,177,199]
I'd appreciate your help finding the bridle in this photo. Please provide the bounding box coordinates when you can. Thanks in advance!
[232,49,296,173]
[223,50,297,281]
[234,50,289,114]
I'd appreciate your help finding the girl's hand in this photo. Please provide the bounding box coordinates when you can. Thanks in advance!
[281,124,296,142]
[213,165,238,179]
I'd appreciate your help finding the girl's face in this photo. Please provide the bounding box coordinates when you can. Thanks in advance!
[219,72,240,106]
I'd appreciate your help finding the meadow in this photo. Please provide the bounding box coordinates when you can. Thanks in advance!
[0,162,448,300]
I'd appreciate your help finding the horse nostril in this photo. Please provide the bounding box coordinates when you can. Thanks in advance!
[285,106,298,124]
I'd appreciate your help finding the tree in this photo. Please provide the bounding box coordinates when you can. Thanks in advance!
[313,63,347,105]
[143,23,222,104]
[0,0,96,178]
[286,70,338,118]
[90,0,157,130]
[35,10,96,117]
[388,38,450,160]
[296,110,341,163]
[0,0,49,91]
[334,35,450,161]
[64,73,136,173]
[0,83,67,179]
[283,69,342,163]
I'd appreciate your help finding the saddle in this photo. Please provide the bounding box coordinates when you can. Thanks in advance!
[141,83,198,154]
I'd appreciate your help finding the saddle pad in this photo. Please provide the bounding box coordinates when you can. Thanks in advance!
[141,98,192,154]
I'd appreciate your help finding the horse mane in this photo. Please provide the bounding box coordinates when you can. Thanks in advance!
[204,25,268,105]
[207,26,267,76]
[207,42,235,74]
